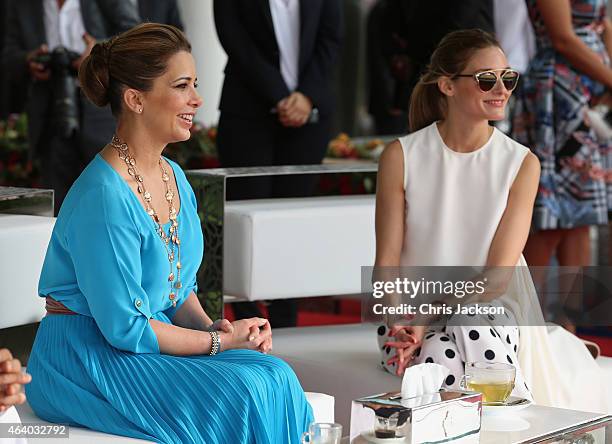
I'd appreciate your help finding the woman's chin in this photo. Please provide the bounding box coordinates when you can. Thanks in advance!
[169,130,192,143]
[485,110,506,122]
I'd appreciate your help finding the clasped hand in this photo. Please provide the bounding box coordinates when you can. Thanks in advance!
[212,318,273,354]
[0,349,31,413]
[384,324,426,377]
[276,92,312,127]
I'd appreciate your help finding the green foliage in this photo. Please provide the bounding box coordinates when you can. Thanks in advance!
[0,114,39,187]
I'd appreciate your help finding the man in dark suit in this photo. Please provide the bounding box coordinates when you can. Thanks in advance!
[2,0,138,214]
[137,0,183,30]
[213,0,343,327]
[366,0,494,133]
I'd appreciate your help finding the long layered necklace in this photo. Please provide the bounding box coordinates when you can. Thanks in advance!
[110,135,182,307]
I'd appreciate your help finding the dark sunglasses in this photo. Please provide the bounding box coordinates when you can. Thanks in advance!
[454,69,520,92]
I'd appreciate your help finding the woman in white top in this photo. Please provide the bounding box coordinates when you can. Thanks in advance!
[375,29,608,411]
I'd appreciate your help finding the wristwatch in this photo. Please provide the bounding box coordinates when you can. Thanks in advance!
[308,107,319,124]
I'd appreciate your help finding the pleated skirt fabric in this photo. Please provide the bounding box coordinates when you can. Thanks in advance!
[25,314,313,444]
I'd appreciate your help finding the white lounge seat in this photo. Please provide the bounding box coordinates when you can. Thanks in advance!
[0,215,53,329]
[223,195,375,300]
[14,391,333,443]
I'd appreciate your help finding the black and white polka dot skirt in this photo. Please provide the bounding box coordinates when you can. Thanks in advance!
[377,304,533,401]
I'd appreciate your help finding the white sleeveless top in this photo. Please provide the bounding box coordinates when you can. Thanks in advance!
[399,122,529,266]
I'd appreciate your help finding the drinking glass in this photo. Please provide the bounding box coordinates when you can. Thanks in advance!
[459,361,516,404]
[301,422,343,444]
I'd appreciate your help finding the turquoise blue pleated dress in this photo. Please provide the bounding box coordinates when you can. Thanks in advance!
[26,154,313,444]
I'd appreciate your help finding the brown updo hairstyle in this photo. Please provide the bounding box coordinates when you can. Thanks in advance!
[79,23,191,117]
[408,29,501,133]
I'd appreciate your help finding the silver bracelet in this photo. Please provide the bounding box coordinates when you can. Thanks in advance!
[208,330,220,356]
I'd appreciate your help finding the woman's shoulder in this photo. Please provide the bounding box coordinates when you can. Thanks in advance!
[73,154,126,190]
[384,124,432,165]
[397,122,436,146]
[494,130,540,184]
[58,156,134,224]
[494,128,531,157]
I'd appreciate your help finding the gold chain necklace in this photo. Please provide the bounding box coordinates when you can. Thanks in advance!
[110,135,182,307]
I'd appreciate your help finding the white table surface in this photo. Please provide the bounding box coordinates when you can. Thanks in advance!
[480,404,610,444]
[347,405,610,443]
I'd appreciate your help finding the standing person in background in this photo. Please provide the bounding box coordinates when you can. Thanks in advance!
[492,0,535,133]
[366,0,416,135]
[492,0,535,76]
[213,0,343,328]
[136,0,183,30]
[512,0,612,331]
[2,0,139,214]
[366,0,494,135]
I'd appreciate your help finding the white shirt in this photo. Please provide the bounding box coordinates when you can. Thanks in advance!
[43,0,87,54]
[269,0,300,91]
[493,0,535,73]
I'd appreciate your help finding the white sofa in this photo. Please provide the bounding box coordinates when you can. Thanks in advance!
[223,195,375,300]
[0,215,52,329]
[0,214,334,442]
[12,392,334,444]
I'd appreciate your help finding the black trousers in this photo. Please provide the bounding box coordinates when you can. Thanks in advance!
[38,97,115,215]
[217,112,331,327]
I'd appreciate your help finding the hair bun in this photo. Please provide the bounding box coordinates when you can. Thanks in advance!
[78,40,112,107]
[78,24,192,117]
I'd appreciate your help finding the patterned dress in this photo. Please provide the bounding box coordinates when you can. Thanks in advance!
[512,0,612,230]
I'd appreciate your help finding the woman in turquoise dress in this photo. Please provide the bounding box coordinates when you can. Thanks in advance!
[25,23,313,444]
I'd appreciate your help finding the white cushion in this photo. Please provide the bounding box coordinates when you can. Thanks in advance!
[15,391,333,443]
[272,323,612,431]
[16,402,153,443]
[223,196,375,300]
[0,215,55,329]
[306,391,335,423]
[596,356,612,410]
[0,406,27,444]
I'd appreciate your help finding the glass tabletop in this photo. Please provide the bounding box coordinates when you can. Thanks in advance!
[480,405,611,444]
[0,186,53,216]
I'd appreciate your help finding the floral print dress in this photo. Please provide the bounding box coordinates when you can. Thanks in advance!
[512,0,612,229]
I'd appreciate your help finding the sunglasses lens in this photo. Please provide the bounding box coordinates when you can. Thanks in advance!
[477,72,497,91]
[502,72,519,91]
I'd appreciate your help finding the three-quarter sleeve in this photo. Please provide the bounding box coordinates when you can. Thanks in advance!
[65,186,160,354]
